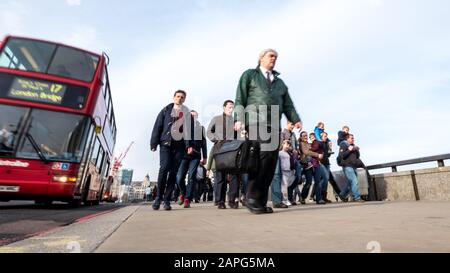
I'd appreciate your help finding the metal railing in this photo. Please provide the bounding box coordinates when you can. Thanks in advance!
[366,153,450,173]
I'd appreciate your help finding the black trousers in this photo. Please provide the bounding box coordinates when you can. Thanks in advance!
[216,171,239,204]
[246,149,279,206]
[328,171,341,195]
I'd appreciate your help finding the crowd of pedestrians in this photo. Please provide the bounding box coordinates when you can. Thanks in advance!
[150,49,367,214]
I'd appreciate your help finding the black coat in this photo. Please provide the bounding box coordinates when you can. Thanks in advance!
[184,122,208,160]
[319,141,331,166]
[150,103,191,150]
[340,143,364,168]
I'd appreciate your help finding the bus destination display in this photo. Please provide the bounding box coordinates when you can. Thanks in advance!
[8,77,67,105]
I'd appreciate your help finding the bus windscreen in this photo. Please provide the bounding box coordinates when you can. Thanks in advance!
[0,38,99,82]
[0,104,90,163]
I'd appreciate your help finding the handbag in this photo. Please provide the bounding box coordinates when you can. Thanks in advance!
[213,140,260,175]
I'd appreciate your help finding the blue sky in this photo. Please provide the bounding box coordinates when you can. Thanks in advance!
[1,0,450,180]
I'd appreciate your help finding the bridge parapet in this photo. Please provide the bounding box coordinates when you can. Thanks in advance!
[370,166,450,202]
[366,154,450,202]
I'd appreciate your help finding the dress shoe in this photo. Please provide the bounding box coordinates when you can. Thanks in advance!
[246,199,271,214]
[338,195,349,203]
[218,203,226,209]
[152,203,161,210]
[164,204,172,211]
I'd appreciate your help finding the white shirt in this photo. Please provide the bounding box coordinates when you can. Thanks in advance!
[260,66,274,82]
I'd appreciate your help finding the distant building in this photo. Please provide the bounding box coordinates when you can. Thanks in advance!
[117,169,134,186]
[120,174,158,203]
[129,181,143,201]
[143,174,158,189]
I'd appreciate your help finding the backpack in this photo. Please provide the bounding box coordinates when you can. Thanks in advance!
[336,152,343,167]
[336,141,348,167]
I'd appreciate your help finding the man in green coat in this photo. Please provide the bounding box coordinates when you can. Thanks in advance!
[235,49,302,214]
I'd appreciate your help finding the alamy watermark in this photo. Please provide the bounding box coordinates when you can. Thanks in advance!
[171,104,282,151]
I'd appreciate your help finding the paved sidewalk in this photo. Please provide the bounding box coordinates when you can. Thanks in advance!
[96,201,450,253]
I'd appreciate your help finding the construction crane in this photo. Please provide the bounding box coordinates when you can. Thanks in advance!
[111,141,135,177]
[102,141,135,202]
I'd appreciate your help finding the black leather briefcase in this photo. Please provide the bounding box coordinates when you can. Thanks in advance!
[213,140,260,175]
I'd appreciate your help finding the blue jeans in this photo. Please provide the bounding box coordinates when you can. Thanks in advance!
[320,164,330,196]
[341,167,361,200]
[271,160,283,205]
[288,161,303,202]
[312,164,327,202]
[176,158,201,201]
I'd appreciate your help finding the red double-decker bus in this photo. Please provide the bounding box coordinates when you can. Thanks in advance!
[0,35,117,206]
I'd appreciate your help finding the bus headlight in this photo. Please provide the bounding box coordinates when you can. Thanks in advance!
[53,176,77,183]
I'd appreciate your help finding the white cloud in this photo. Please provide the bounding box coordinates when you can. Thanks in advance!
[66,0,82,7]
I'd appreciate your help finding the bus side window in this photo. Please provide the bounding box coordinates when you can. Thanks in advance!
[96,146,105,173]
[103,158,110,178]
[90,137,100,166]
[101,69,107,98]
[105,84,111,113]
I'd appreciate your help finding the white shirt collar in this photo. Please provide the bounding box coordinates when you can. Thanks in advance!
[260,66,275,81]
[260,66,271,75]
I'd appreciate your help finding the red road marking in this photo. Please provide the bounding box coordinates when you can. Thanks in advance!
[0,207,121,247]
[74,208,120,223]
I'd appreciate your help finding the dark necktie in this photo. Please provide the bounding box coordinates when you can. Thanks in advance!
[266,71,272,88]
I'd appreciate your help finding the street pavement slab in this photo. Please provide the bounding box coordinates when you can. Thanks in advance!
[2,201,449,253]
[96,201,450,253]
